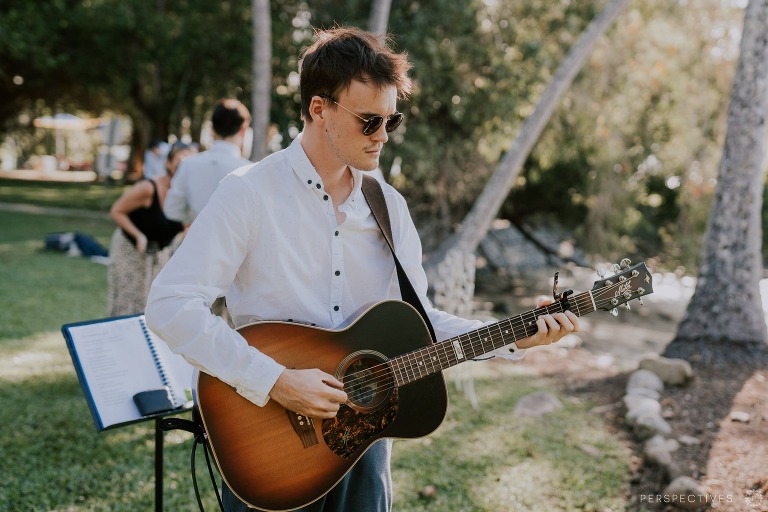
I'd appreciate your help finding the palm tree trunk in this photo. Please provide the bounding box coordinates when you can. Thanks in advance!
[250,0,271,162]
[665,0,768,364]
[368,0,392,36]
[424,0,631,313]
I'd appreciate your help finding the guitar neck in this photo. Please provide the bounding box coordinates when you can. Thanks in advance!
[388,290,597,387]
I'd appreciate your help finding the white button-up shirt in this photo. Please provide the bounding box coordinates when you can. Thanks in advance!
[163,140,253,223]
[146,135,522,408]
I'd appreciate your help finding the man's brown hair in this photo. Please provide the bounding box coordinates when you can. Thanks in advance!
[299,27,413,122]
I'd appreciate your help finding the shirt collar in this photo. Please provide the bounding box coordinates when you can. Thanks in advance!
[286,134,364,202]
[210,140,243,157]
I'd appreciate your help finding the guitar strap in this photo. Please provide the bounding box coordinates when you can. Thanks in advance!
[361,174,437,343]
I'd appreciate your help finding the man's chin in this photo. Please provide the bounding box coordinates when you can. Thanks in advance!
[357,158,380,172]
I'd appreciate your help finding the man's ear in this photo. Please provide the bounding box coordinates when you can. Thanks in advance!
[308,96,326,123]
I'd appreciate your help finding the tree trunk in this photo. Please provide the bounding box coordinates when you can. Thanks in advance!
[665,0,768,365]
[250,0,271,162]
[424,0,631,311]
[368,0,392,36]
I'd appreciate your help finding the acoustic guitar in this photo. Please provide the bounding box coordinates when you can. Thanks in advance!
[197,261,653,511]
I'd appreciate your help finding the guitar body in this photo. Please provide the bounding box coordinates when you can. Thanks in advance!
[197,300,448,511]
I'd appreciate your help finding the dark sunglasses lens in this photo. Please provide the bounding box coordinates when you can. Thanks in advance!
[385,113,404,132]
[362,116,384,136]
[362,113,404,135]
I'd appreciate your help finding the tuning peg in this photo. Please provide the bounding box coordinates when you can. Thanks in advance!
[597,268,606,279]
[610,263,621,274]
[620,258,632,269]
[638,298,644,306]
[623,303,631,311]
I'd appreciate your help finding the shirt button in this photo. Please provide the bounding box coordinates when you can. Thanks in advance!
[307,179,312,185]
[323,195,329,201]
[335,270,341,276]
[316,183,322,189]
[334,231,339,236]
[333,306,340,311]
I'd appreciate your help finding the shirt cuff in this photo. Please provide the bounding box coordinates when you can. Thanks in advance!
[234,351,286,407]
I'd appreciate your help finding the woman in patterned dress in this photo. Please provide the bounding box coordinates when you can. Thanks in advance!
[107,142,196,316]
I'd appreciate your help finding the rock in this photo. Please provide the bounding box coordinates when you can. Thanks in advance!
[579,443,601,457]
[624,395,661,419]
[627,412,672,439]
[627,369,665,394]
[513,391,562,417]
[639,356,694,386]
[626,386,661,400]
[661,407,676,419]
[730,411,751,423]
[677,435,701,446]
[662,476,710,510]
[644,435,681,478]
[418,485,437,499]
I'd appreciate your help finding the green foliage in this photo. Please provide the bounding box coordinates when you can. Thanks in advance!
[0,0,757,270]
[504,0,739,270]
[388,0,598,221]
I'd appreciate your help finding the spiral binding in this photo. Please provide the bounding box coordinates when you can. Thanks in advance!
[139,316,179,407]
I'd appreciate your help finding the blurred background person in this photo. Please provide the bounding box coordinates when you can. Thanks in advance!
[108,141,196,316]
[163,99,252,224]
[143,139,169,179]
[165,140,197,176]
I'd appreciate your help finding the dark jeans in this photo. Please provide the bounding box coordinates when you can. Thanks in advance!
[222,440,392,512]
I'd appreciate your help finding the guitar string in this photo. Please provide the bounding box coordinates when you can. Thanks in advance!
[344,294,632,405]
[344,294,624,405]
[341,289,630,395]
[341,279,645,401]
[341,288,633,393]
[342,293,634,404]
[341,295,591,396]
[342,286,622,387]
[341,275,641,388]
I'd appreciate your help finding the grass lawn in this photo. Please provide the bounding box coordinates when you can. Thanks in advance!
[0,177,126,212]
[0,181,632,511]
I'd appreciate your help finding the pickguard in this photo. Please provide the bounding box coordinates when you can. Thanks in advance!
[322,389,399,459]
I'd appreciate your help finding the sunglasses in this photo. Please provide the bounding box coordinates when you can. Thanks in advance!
[320,95,404,136]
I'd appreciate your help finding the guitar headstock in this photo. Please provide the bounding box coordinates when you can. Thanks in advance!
[590,259,653,315]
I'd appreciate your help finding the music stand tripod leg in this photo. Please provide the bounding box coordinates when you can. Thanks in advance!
[155,418,163,512]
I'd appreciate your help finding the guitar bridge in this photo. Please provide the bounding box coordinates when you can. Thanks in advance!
[285,409,319,448]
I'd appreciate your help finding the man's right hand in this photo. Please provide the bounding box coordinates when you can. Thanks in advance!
[268,368,348,418]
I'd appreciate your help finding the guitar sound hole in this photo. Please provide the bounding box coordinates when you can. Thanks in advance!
[341,356,393,411]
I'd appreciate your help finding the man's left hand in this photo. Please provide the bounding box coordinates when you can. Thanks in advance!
[515,296,579,349]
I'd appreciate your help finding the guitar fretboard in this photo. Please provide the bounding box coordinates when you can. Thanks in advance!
[387,290,596,387]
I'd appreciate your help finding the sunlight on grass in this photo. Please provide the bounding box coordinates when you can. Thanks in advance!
[0,330,212,511]
[391,365,629,512]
